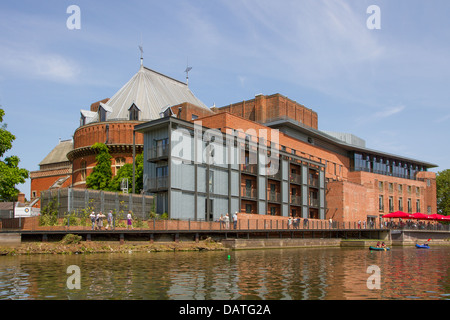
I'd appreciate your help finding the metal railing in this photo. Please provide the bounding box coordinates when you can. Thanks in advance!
[1,216,448,232]
[289,173,302,185]
[147,176,169,191]
[241,164,257,175]
[241,187,257,199]
[147,145,169,161]
[290,195,302,206]
[268,192,281,202]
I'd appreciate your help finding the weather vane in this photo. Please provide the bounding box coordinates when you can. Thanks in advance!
[185,58,192,86]
[139,45,144,66]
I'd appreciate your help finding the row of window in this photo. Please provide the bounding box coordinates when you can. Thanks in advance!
[378,181,423,196]
[81,104,140,126]
[378,195,431,214]
[351,152,427,180]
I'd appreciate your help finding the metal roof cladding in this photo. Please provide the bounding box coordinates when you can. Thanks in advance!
[80,64,209,125]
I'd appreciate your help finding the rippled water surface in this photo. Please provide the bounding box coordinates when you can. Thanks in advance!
[0,247,449,300]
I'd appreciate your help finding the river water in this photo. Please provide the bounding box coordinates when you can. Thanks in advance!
[0,247,449,300]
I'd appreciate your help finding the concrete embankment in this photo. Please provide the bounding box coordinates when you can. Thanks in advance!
[221,238,342,250]
[0,233,21,247]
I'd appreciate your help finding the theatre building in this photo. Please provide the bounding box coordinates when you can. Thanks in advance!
[30,61,437,225]
[136,93,437,224]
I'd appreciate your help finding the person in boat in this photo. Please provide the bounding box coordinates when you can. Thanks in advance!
[381,242,386,248]
[376,242,381,248]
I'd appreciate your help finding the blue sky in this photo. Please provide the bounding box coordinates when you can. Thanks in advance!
[1,0,449,199]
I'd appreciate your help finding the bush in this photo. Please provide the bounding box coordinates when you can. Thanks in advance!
[39,197,59,226]
[61,234,82,245]
[63,213,79,226]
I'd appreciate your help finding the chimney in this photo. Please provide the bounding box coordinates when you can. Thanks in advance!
[17,193,26,204]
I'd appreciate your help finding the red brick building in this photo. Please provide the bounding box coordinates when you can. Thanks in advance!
[30,64,213,204]
[31,63,437,226]
[139,92,437,224]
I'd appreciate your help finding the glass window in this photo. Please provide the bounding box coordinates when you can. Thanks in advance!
[156,165,168,177]
[99,107,107,122]
[129,105,139,121]
[81,160,87,181]
[389,196,394,212]
[115,157,126,175]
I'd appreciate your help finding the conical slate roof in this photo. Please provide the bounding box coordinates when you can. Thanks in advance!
[81,65,209,124]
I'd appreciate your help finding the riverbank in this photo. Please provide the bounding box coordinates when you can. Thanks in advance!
[0,239,226,256]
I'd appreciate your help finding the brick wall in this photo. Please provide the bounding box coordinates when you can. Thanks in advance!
[198,111,347,181]
[73,121,144,149]
[217,94,318,129]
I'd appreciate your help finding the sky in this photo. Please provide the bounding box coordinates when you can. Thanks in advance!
[1,0,449,200]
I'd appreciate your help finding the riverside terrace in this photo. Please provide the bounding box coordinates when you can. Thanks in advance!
[1,214,449,244]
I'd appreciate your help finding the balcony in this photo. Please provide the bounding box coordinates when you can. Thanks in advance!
[268,192,281,203]
[242,187,257,199]
[267,170,281,180]
[290,194,302,206]
[148,145,169,162]
[289,173,302,185]
[147,176,168,192]
[308,177,319,188]
[309,198,319,208]
[241,164,257,175]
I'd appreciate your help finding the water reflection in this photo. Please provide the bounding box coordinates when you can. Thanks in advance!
[0,247,448,300]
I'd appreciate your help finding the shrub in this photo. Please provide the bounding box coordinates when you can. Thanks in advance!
[61,234,82,245]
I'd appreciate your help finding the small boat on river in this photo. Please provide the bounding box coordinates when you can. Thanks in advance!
[369,246,390,251]
[415,244,430,249]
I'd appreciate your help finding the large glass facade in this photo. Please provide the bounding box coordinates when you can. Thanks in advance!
[350,152,426,180]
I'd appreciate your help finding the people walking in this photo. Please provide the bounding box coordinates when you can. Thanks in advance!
[97,211,105,230]
[90,211,96,230]
[127,211,133,230]
[232,212,238,229]
[219,214,226,229]
[224,213,230,229]
[106,210,114,230]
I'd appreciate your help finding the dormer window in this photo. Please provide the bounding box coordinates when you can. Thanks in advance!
[80,110,96,127]
[129,103,140,121]
[98,106,107,122]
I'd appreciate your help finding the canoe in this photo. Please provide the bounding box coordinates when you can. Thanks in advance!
[415,244,430,249]
[369,246,390,251]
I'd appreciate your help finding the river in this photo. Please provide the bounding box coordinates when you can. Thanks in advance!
[0,246,449,300]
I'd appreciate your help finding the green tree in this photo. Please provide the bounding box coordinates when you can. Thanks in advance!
[0,108,29,201]
[436,169,450,216]
[109,153,144,193]
[86,143,113,190]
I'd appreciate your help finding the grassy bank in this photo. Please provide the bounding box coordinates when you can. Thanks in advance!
[0,236,226,256]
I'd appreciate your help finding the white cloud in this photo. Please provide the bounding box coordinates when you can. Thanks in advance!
[0,45,81,82]
[373,105,406,119]
[222,0,385,75]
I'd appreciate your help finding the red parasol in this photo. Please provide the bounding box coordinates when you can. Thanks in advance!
[410,212,430,220]
[428,214,447,221]
[382,211,412,219]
